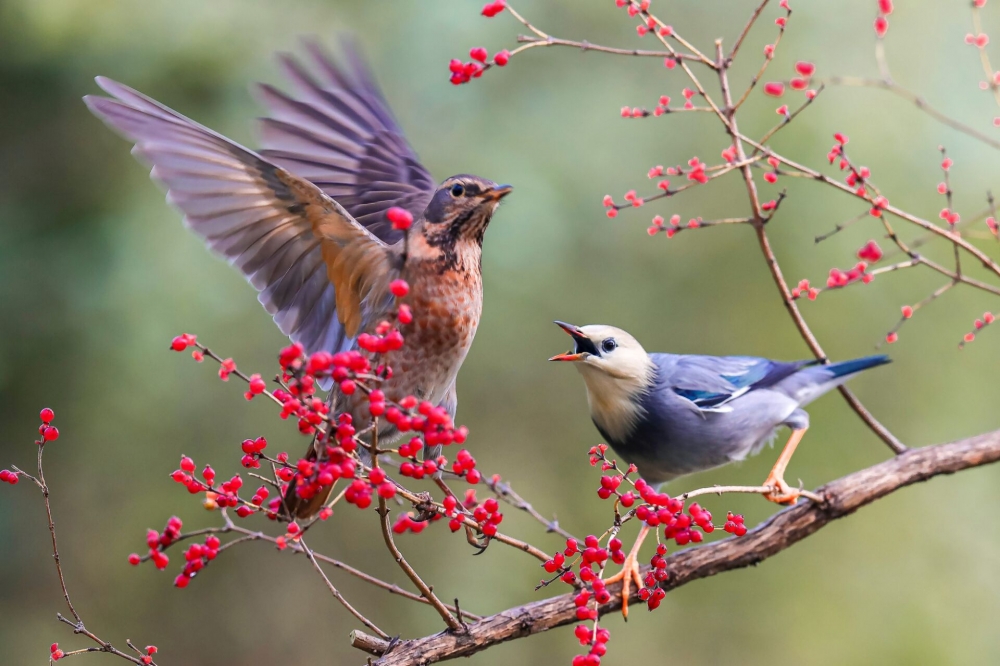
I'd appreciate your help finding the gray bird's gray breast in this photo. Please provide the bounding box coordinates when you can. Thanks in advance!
[597,384,797,486]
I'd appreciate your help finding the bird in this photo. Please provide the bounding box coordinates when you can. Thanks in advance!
[84,39,512,520]
[549,321,890,615]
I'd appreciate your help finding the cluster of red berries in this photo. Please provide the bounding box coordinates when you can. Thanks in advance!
[826,263,873,289]
[791,279,820,301]
[960,312,997,346]
[875,0,892,37]
[170,333,198,353]
[826,134,892,216]
[2,409,59,484]
[723,512,748,536]
[602,157,707,221]
[764,60,818,100]
[127,516,184,571]
[392,512,434,534]
[239,436,268,469]
[647,214,694,238]
[467,496,504,537]
[965,32,990,49]
[857,240,884,263]
[174,535,222,588]
[448,47,510,85]
[37,407,59,443]
[571,623,611,666]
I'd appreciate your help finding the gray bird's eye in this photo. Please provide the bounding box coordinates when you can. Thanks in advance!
[450,184,465,198]
[601,338,617,353]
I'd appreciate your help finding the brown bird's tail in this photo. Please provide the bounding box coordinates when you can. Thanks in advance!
[280,444,337,521]
[281,479,336,521]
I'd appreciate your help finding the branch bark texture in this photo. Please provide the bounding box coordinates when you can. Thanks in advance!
[371,429,1000,665]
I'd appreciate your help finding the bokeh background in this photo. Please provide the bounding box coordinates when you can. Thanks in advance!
[2,1,1000,664]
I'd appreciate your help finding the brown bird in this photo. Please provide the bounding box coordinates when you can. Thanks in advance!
[84,41,511,519]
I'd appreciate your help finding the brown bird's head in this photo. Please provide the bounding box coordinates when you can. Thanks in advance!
[419,175,512,249]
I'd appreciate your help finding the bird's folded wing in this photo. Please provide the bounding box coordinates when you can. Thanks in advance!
[255,38,436,243]
[659,354,816,411]
[85,77,395,352]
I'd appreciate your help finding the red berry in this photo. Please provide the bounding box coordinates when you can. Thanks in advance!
[470,47,489,63]
[481,0,506,17]
[39,408,55,423]
[390,279,410,298]
[763,82,785,97]
[386,207,413,231]
[794,61,815,77]
[874,16,888,37]
[248,374,266,395]
[42,426,59,442]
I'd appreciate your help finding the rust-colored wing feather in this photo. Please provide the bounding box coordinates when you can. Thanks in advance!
[84,77,397,353]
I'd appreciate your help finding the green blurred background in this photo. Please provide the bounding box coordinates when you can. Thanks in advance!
[2,1,999,664]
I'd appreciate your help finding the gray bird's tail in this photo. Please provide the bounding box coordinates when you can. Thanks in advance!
[825,354,891,379]
[784,354,891,406]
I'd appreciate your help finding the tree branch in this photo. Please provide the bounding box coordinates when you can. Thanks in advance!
[370,428,1000,665]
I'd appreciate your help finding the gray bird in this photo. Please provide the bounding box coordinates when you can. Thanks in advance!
[550,321,890,613]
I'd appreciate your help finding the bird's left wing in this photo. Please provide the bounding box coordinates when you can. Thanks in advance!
[657,354,817,412]
[85,78,396,353]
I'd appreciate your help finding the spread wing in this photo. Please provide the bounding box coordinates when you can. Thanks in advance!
[84,77,397,354]
[256,38,436,244]
[654,354,817,412]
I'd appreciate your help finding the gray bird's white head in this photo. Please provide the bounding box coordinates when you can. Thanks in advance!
[549,322,655,442]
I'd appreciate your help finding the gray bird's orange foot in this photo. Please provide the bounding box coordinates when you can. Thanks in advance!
[762,427,808,505]
[603,524,649,620]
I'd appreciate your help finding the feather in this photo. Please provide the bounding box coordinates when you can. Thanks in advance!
[85,77,396,356]
[256,38,436,243]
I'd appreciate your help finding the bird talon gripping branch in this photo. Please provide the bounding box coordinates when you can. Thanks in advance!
[602,524,649,620]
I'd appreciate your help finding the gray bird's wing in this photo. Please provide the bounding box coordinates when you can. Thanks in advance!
[85,78,397,355]
[652,353,818,413]
[256,38,437,243]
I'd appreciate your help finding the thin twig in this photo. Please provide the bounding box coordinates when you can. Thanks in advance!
[299,537,390,639]
[378,496,464,632]
[515,35,702,62]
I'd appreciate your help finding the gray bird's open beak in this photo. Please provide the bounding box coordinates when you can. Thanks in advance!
[482,184,513,201]
[549,320,594,361]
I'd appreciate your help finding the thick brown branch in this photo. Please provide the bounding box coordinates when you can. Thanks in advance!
[371,429,1000,665]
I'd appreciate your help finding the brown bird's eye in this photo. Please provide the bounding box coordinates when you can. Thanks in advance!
[450,184,465,198]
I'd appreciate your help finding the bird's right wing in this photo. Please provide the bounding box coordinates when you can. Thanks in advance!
[85,78,396,353]
[256,38,437,244]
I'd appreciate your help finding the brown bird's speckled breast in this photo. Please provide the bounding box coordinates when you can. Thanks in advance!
[340,238,483,432]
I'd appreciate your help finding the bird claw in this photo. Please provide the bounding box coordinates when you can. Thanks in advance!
[762,474,801,505]
[603,525,649,620]
[466,525,490,554]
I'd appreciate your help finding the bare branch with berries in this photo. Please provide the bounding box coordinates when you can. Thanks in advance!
[8,2,1000,666]
[369,428,1000,666]
[4,411,160,665]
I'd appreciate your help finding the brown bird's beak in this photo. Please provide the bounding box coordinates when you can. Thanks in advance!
[549,320,593,361]
[482,184,513,201]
